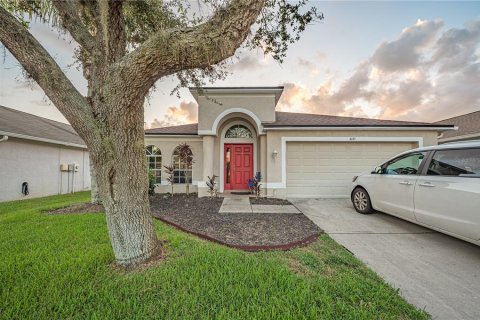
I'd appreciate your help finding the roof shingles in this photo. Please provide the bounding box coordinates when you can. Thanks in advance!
[434,110,480,139]
[144,112,454,135]
[0,105,85,146]
[265,112,452,127]
[145,123,198,135]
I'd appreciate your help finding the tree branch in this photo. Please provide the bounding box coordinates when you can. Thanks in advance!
[0,6,98,143]
[114,0,265,100]
[51,0,96,54]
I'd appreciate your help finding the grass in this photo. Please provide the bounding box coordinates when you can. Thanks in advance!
[0,192,429,319]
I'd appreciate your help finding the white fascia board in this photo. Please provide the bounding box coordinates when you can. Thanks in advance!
[0,130,87,149]
[190,88,283,95]
[264,126,456,131]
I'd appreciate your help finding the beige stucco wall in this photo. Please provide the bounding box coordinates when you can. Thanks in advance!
[264,129,439,198]
[197,94,276,132]
[144,136,203,194]
[0,137,90,202]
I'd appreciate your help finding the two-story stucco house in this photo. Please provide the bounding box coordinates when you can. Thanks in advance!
[144,87,454,198]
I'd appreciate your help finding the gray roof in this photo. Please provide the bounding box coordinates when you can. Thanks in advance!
[0,105,86,147]
[144,111,454,135]
[145,123,198,135]
[435,110,480,140]
[265,112,454,128]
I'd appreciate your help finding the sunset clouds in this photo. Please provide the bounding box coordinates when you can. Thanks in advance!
[149,101,198,128]
[1,3,479,126]
[278,18,480,122]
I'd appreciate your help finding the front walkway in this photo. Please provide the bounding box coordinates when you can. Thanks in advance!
[219,196,301,214]
[292,198,480,320]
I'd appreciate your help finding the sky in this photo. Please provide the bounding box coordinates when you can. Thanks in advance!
[1,1,479,127]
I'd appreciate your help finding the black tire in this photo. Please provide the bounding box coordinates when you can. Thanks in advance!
[352,187,373,214]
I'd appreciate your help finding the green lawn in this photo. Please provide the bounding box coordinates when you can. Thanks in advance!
[0,192,428,319]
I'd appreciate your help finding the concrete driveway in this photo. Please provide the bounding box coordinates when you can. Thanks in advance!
[292,198,480,320]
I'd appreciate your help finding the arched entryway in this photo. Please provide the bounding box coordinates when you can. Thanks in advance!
[220,120,257,192]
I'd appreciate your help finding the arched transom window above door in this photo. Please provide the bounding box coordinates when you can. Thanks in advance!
[224,124,254,138]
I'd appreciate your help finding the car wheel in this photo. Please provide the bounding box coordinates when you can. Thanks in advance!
[352,187,373,214]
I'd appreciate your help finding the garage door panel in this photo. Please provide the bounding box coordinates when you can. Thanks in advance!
[286,141,415,197]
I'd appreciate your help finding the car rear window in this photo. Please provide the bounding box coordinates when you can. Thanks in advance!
[427,148,480,177]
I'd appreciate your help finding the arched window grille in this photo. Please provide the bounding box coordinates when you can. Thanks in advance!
[225,124,253,138]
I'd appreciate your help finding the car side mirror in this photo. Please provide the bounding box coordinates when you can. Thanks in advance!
[371,166,383,174]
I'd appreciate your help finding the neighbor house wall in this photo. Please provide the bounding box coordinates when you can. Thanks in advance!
[144,136,203,194]
[264,129,438,198]
[0,137,90,202]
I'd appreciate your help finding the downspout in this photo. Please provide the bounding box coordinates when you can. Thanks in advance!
[0,135,8,142]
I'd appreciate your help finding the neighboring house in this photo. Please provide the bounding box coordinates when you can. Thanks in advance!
[145,87,455,198]
[435,110,480,143]
[0,105,90,202]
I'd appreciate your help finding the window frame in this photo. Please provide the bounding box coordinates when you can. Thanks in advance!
[422,147,480,178]
[381,151,429,176]
[224,124,254,139]
[145,145,162,184]
[172,146,193,184]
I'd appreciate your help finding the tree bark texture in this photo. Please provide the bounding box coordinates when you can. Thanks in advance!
[89,159,101,205]
[0,0,265,266]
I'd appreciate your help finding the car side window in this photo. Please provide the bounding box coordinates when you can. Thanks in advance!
[427,148,480,177]
[384,152,427,175]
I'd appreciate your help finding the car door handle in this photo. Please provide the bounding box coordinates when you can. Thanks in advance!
[399,181,412,185]
[419,182,435,187]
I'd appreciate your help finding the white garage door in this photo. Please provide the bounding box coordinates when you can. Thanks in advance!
[286,142,416,198]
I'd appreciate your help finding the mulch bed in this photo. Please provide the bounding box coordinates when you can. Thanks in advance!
[47,194,321,251]
[151,194,321,251]
[47,203,105,215]
[250,197,292,205]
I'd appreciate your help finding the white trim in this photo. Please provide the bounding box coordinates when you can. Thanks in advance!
[199,108,264,135]
[219,120,258,193]
[0,130,87,149]
[271,136,424,189]
[264,126,455,131]
[190,87,284,95]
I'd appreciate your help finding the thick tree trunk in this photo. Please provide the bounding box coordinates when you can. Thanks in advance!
[89,159,101,205]
[1,0,269,268]
[90,99,158,266]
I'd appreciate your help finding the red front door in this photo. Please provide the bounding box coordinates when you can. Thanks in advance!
[224,144,253,190]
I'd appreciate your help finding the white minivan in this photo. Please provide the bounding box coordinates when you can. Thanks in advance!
[351,141,480,246]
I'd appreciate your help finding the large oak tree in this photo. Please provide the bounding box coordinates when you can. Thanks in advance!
[0,0,320,267]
